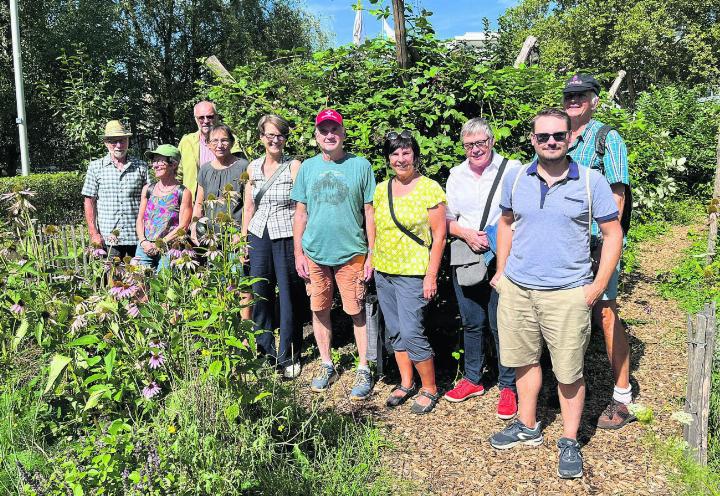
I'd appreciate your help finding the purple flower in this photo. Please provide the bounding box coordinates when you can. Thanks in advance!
[182,248,196,258]
[9,302,24,315]
[148,351,165,369]
[109,282,139,300]
[149,338,166,350]
[171,254,199,271]
[126,302,140,318]
[70,314,87,332]
[142,381,161,399]
[168,248,183,259]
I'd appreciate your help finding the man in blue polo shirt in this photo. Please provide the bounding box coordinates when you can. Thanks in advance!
[488,108,623,479]
[563,73,634,430]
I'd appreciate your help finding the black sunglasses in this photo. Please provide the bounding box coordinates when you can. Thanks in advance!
[386,130,412,140]
[533,131,569,143]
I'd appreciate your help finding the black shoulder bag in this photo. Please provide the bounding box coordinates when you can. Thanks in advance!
[449,157,508,286]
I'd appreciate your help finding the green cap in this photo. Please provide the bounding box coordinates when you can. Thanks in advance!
[144,144,180,161]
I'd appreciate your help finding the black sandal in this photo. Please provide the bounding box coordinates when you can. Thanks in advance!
[386,383,418,408]
[410,389,441,415]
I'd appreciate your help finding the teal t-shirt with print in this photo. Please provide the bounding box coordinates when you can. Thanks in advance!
[290,153,376,266]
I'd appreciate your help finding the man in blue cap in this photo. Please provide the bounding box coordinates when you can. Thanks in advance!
[563,73,635,430]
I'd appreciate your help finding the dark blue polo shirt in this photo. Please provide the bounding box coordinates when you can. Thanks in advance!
[499,160,618,290]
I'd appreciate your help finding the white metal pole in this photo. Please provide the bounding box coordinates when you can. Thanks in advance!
[10,0,30,176]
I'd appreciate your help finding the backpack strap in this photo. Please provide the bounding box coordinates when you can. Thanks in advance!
[594,125,613,175]
[585,165,592,242]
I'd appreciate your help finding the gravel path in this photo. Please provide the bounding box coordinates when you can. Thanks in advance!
[296,223,697,495]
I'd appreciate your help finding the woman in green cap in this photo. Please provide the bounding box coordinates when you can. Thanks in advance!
[135,144,193,270]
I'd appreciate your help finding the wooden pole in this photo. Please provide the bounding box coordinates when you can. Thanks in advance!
[204,55,235,84]
[513,35,537,68]
[706,127,720,264]
[607,70,626,101]
[391,0,409,70]
[684,302,716,464]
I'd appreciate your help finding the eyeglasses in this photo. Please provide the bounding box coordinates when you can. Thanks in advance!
[532,131,569,143]
[462,139,491,151]
[386,130,412,140]
[262,132,286,142]
[104,138,126,145]
[152,160,170,167]
[209,138,231,146]
[316,127,341,136]
[196,114,216,121]
[563,92,592,101]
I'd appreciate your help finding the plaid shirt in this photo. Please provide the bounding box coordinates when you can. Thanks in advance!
[568,118,630,236]
[247,156,295,240]
[81,154,149,245]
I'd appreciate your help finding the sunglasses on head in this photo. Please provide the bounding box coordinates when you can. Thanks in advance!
[386,130,412,140]
[533,131,569,143]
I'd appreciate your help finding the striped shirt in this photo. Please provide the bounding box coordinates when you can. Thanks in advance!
[248,156,296,240]
[568,119,629,236]
[81,154,149,245]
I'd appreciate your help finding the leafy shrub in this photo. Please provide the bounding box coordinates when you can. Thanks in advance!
[0,173,84,225]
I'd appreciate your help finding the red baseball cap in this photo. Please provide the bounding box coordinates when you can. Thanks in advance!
[315,108,343,126]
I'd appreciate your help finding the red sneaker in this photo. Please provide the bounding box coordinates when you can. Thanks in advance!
[443,378,485,402]
[497,388,518,420]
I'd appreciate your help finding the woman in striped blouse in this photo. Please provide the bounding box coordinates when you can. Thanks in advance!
[243,115,306,378]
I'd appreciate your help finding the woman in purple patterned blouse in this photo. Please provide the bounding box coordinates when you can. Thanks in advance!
[135,144,193,271]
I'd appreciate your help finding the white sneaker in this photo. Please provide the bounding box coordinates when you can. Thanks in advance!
[283,361,302,379]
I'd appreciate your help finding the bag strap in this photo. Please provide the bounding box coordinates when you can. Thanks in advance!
[594,125,613,175]
[478,157,508,230]
[585,165,592,242]
[387,178,427,247]
[254,156,291,207]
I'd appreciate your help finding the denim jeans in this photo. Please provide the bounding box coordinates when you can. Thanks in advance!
[248,229,306,368]
[135,242,170,272]
[452,267,516,391]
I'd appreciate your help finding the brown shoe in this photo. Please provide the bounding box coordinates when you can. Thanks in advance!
[597,399,636,430]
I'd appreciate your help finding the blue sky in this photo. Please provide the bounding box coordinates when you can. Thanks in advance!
[305,0,520,46]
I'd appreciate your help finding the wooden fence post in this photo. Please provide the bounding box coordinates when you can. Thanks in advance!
[607,70,626,101]
[204,55,235,84]
[513,35,537,68]
[707,127,720,264]
[684,301,716,464]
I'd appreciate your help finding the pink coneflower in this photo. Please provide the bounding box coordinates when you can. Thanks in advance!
[148,351,165,369]
[70,314,87,332]
[109,282,139,300]
[9,301,24,315]
[182,248,196,258]
[149,338,166,350]
[142,381,161,399]
[206,246,223,261]
[226,284,236,292]
[86,244,107,257]
[171,254,199,271]
[167,247,183,259]
[126,302,140,318]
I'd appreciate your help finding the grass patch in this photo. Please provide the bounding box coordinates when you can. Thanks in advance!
[650,434,720,495]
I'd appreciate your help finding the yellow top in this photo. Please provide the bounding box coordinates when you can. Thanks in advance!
[373,176,446,276]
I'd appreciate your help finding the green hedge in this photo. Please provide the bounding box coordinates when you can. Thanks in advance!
[0,172,85,225]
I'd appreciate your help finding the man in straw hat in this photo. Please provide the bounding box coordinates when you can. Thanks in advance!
[82,120,148,258]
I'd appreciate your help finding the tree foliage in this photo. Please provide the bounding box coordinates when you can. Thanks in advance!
[0,0,326,172]
[496,0,720,101]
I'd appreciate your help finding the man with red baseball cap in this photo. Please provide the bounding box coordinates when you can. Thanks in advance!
[290,109,376,400]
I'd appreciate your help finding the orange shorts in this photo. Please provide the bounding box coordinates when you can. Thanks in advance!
[306,254,367,315]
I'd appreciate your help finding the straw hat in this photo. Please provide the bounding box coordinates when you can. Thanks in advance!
[103,120,133,138]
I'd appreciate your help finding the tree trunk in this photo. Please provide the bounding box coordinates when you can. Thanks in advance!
[391,0,408,70]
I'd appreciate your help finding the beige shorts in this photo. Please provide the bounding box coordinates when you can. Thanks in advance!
[306,254,367,315]
[496,275,591,384]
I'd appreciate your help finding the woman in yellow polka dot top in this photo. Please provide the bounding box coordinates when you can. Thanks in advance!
[372,130,447,414]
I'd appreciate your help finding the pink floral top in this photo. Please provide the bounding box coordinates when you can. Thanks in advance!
[143,184,184,241]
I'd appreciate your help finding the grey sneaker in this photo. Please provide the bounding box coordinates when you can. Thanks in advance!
[557,437,583,479]
[310,363,339,392]
[349,368,374,401]
[489,420,543,450]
